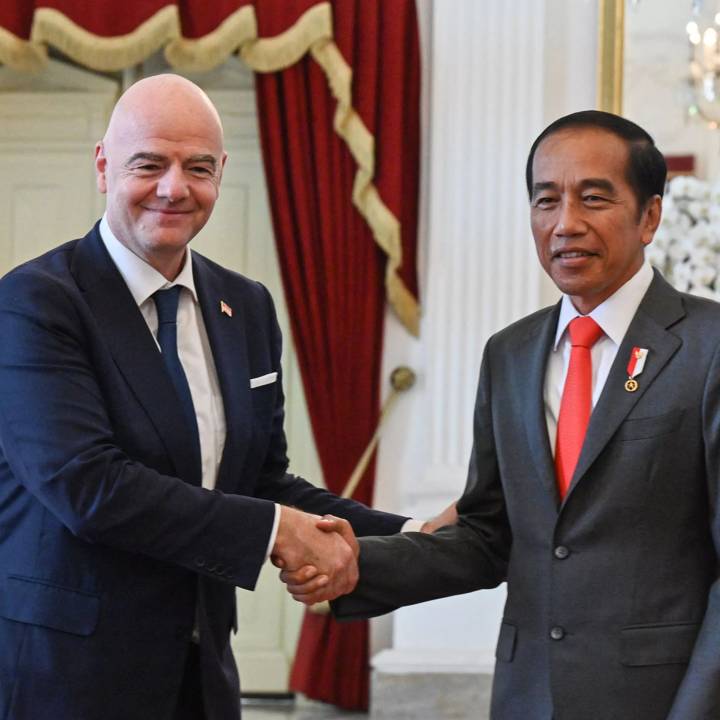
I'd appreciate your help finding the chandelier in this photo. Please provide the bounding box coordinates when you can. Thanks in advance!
[686,0,720,126]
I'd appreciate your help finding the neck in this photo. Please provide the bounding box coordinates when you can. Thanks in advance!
[147,250,187,281]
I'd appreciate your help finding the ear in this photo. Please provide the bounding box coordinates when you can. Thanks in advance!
[95,141,108,194]
[217,151,228,186]
[640,194,662,246]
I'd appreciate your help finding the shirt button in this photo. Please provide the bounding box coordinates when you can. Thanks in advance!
[554,546,570,560]
[550,626,565,641]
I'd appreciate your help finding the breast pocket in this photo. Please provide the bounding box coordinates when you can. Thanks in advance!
[616,408,684,442]
[620,621,700,666]
[250,376,278,432]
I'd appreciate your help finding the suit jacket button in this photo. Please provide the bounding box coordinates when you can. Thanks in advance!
[554,546,570,560]
[194,557,206,568]
[550,626,565,641]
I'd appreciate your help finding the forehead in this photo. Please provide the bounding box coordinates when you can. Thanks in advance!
[532,126,630,186]
[112,103,223,160]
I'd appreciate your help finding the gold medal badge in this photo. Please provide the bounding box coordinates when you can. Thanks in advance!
[624,347,648,393]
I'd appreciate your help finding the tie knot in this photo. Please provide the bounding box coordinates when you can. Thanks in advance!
[568,316,603,348]
[153,286,182,324]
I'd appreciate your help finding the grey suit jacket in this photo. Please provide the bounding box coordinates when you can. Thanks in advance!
[335,271,720,720]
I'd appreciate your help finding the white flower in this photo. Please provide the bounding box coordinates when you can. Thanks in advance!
[688,284,719,300]
[691,265,717,288]
[688,201,710,220]
[676,211,693,232]
[662,198,680,224]
[689,245,717,268]
[709,204,720,225]
[646,244,668,269]
[668,175,709,201]
[673,261,694,283]
[668,242,689,262]
[668,176,691,198]
[658,175,720,298]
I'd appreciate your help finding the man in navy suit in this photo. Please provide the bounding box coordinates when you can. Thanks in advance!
[0,74,424,719]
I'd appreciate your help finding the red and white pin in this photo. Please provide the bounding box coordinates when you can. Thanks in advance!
[625,346,648,392]
[220,300,233,317]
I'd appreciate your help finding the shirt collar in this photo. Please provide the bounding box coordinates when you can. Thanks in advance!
[99,214,197,307]
[553,259,654,350]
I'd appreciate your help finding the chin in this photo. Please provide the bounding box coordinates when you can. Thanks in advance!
[147,231,193,249]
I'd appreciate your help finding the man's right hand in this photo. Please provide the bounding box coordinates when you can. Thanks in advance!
[271,507,358,602]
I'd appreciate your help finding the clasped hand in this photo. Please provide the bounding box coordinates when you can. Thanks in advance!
[271,501,459,605]
[271,507,359,606]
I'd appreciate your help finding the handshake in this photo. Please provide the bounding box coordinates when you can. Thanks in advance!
[270,503,458,606]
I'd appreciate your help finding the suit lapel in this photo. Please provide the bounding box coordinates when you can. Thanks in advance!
[564,272,685,501]
[192,254,252,491]
[71,225,201,484]
[519,304,561,501]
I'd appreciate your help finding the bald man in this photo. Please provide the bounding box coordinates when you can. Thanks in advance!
[0,75,414,720]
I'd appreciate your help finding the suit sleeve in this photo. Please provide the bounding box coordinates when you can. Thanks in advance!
[334,340,512,620]
[248,282,409,537]
[667,340,720,718]
[0,269,276,590]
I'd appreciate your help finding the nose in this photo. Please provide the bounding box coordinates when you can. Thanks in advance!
[554,198,586,236]
[156,163,190,203]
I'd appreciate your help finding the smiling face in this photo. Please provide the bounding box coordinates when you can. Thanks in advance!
[530,126,661,314]
[95,75,227,279]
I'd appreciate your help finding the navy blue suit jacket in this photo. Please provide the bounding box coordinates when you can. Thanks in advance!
[0,224,406,720]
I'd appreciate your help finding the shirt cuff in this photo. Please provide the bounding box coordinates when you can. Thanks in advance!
[264,503,281,560]
[401,518,424,533]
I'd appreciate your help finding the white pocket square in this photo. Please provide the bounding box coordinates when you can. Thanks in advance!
[250,372,278,389]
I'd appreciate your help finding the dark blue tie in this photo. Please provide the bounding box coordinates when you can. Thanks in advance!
[153,286,202,485]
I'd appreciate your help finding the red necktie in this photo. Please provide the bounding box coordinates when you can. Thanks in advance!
[555,316,603,499]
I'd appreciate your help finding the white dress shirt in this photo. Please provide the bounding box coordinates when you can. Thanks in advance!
[100,215,227,491]
[544,260,654,454]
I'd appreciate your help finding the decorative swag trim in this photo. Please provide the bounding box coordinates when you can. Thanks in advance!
[0,1,419,336]
[31,6,178,72]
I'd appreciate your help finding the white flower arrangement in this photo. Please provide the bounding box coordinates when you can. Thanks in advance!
[648,175,720,301]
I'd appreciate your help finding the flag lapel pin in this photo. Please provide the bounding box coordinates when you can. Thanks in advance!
[220,300,233,317]
[624,347,648,392]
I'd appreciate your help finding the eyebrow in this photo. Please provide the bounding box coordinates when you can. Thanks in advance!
[186,154,218,169]
[531,177,617,198]
[125,152,218,170]
[125,152,165,166]
[531,181,557,198]
[578,178,616,194]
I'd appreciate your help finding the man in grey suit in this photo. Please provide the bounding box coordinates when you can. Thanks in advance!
[282,111,720,719]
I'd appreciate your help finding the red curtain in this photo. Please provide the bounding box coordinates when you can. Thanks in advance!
[254,0,420,710]
[1,1,173,37]
[0,1,253,38]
